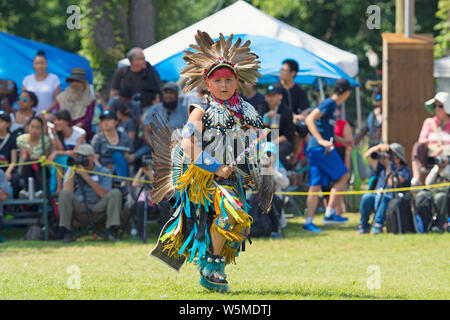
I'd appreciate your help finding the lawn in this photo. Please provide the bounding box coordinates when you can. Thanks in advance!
[0,213,449,300]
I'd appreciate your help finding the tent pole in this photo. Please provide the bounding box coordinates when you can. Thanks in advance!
[355,77,362,130]
[318,77,325,102]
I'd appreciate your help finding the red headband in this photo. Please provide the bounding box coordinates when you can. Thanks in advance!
[208,66,236,79]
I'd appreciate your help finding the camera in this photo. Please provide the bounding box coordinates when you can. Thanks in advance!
[427,155,450,166]
[370,150,392,161]
[67,155,89,167]
[142,156,153,168]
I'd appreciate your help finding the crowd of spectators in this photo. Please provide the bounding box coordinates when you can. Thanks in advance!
[0,48,448,242]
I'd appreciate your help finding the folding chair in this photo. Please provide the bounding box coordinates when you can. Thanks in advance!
[72,175,106,240]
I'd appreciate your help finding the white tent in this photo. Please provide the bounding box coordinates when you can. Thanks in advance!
[434,55,450,93]
[119,0,359,78]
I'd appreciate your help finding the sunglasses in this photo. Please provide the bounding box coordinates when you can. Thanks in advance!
[18,96,29,102]
[434,103,443,109]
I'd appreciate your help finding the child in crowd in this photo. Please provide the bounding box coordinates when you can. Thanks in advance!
[16,116,51,198]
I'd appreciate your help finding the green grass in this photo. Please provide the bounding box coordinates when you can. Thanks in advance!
[0,213,449,300]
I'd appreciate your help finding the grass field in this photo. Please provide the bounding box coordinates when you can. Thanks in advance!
[0,213,449,300]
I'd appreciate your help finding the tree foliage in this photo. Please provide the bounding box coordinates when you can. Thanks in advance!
[434,0,450,59]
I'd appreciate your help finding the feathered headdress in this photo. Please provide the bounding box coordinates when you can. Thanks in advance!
[180,30,262,95]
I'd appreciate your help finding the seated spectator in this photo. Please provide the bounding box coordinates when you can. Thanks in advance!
[48,110,87,193]
[107,86,141,119]
[0,110,19,197]
[116,102,138,143]
[55,68,95,140]
[358,142,411,235]
[22,50,60,115]
[143,82,188,147]
[91,110,134,187]
[411,92,450,186]
[0,79,19,113]
[16,116,51,198]
[58,144,122,243]
[242,82,265,112]
[260,84,294,170]
[110,47,161,114]
[10,90,38,137]
[0,169,11,221]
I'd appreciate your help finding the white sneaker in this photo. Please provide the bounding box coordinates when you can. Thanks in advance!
[19,190,29,199]
[35,190,43,198]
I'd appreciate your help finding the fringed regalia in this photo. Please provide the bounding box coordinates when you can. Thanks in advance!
[150,31,274,292]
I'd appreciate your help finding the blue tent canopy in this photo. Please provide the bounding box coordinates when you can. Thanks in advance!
[154,34,359,87]
[0,31,93,91]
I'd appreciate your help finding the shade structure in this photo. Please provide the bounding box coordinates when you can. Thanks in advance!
[119,0,358,78]
[0,31,93,91]
[152,34,359,87]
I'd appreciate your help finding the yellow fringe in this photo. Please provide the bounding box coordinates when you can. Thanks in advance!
[161,233,185,259]
[175,164,216,206]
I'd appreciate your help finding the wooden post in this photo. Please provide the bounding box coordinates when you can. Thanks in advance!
[382,33,434,165]
[396,0,405,34]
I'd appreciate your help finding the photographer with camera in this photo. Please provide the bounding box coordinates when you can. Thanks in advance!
[58,144,122,243]
[91,110,134,189]
[358,142,411,235]
[411,92,450,187]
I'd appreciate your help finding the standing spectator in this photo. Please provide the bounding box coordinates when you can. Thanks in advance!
[10,90,37,137]
[333,104,353,216]
[359,143,411,235]
[0,110,19,197]
[110,47,161,114]
[16,116,51,198]
[411,92,450,186]
[260,84,294,169]
[58,144,122,243]
[242,82,265,113]
[277,59,310,167]
[143,82,188,150]
[303,79,352,232]
[54,68,95,140]
[354,90,383,147]
[22,50,60,115]
[91,110,134,187]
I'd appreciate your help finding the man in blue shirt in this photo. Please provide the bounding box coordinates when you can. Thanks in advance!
[359,142,411,234]
[58,144,123,243]
[303,79,352,232]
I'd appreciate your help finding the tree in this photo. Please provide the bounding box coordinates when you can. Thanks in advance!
[434,0,450,59]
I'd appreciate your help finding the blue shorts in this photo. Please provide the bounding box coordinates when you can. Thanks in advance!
[308,146,348,187]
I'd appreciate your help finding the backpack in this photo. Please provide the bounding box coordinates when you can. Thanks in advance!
[413,191,437,233]
[385,196,417,234]
[248,195,272,237]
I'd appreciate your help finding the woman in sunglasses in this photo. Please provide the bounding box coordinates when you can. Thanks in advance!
[9,90,38,137]
[411,92,450,186]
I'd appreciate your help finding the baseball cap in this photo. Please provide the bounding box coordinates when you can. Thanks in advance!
[163,82,179,94]
[425,92,450,115]
[99,109,117,120]
[76,144,95,156]
[265,84,282,95]
[334,78,351,94]
[0,109,11,123]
